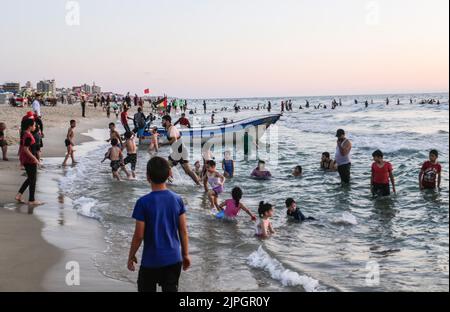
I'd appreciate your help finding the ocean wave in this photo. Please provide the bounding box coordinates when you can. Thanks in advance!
[247,246,320,292]
[72,197,99,219]
[332,212,358,226]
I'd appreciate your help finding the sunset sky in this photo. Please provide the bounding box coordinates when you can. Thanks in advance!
[0,0,448,98]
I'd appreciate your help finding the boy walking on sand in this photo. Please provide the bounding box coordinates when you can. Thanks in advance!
[127,157,191,292]
[62,120,76,166]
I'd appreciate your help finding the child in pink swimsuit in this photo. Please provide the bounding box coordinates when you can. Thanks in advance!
[218,187,256,221]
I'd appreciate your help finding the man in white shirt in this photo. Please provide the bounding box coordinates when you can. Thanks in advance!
[32,96,41,117]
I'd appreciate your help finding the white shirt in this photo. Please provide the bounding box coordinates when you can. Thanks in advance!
[32,100,41,117]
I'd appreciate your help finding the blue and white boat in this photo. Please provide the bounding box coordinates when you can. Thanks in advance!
[141,114,281,146]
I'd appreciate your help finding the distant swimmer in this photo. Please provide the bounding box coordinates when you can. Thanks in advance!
[174,113,191,129]
[371,150,396,197]
[268,101,272,112]
[251,160,272,179]
[292,165,303,177]
[255,202,275,239]
[365,101,369,108]
[419,150,442,191]
[217,187,257,221]
[397,99,400,105]
[386,97,390,105]
[285,198,315,222]
[306,100,310,108]
[203,100,207,114]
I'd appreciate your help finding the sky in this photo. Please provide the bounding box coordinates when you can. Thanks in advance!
[0,0,448,98]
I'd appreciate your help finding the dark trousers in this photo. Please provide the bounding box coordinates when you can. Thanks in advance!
[123,123,131,134]
[18,164,37,202]
[137,262,182,293]
[81,103,86,117]
[337,163,351,184]
[372,183,390,197]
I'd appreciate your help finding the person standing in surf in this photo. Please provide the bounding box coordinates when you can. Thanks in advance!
[160,115,200,185]
[335,129,352,185]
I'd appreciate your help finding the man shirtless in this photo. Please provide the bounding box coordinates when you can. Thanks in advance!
[62,120,77,166]
[123,131,138,178]
[103,138,131,181]
[107,123,123,148]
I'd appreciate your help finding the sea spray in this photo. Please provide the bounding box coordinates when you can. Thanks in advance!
[247,246,320,292]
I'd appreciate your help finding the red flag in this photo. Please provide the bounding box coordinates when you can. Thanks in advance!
[144,89,151,94]
[163,97,168,108]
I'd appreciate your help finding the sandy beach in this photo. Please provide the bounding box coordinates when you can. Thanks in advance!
[0,103,136,291]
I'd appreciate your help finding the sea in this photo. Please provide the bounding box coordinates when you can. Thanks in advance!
[56,93,449,292]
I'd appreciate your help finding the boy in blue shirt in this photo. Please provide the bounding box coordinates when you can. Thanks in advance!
[127,156,191,292]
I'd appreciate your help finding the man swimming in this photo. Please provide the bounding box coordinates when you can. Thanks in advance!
[321,152,337,171]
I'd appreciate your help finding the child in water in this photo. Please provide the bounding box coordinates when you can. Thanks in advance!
[371,150,396,197]
[194,160,202,180]
[222,150,234,178]
[218,187,257,221]
[148,126,159,155]
[123,131,137,179]
[103,138,131,181]
[203,160,225,209]
[251,160,272,179]
[419,150,442,190]
[285,198,316,222]
[255,202,275,239]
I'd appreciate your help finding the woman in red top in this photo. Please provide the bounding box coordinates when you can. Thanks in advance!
[16,119,42,206]
[371,150,396,197]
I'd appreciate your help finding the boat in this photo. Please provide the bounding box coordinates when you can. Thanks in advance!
[141,114,282,147]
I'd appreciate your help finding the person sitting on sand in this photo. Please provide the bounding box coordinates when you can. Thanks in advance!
[127,156,191,292]
[103,138,131,181]
[251,160,272,179]
[203,160,225,210]
[292,165,303,177]
[62,120,77,166]
[371,150,396,197]
[285,198,315,222]
[123,132,138,179]
[320,152,337,171]
[0,122,9,161]
[255,202,275,239]
[218,187,256,221]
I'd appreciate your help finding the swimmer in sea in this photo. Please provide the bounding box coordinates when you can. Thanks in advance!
[222,150,234,178]
[292,165,303,177]
[320,152,337,171]
[218,187,256,221]
[285,198,316,222]
[251,160,272,179]
[203,160,225,210]
[255,202,275,239]
[123,131,137,179]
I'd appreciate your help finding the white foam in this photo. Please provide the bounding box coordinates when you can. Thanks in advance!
[72,197,98,219]
[247,246,320,292]
[333,212,358,225]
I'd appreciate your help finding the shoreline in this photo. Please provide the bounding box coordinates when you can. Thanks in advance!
[0,106,137,292]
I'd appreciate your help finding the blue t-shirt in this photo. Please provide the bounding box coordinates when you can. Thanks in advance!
[132,190,186,268]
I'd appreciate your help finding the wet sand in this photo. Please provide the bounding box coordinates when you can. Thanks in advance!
[0,104,137,291]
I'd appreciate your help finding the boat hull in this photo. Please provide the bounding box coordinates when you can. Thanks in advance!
[141,114,281,146]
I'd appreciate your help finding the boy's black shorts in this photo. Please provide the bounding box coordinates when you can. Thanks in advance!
[372,183,390,197]
[138,262,182,292]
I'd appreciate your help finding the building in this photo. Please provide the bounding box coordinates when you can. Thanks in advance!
[81,84,91,94]
[2,82,21,93]
[92,82,101,94]
[25,81,33,89]
[37,80,56,95]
